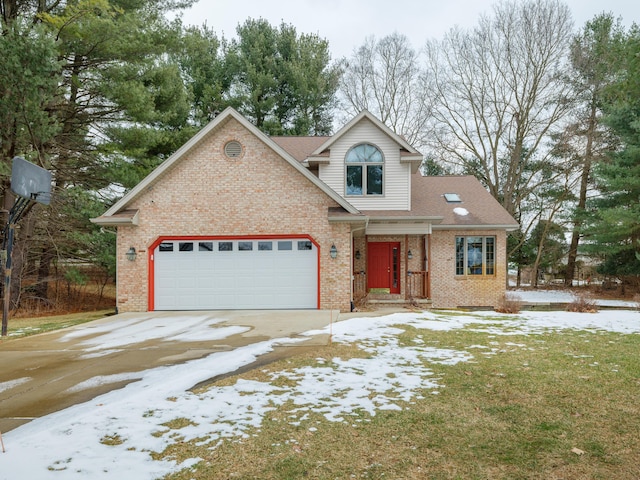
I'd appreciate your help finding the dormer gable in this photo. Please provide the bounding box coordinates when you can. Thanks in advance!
[312,111,423,211]
[307,110,423,173]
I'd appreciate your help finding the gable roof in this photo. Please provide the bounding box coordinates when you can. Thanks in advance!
[270,136,329,162]
[314,110,421,155]
[301,111,424,171]
[94,108,359,224]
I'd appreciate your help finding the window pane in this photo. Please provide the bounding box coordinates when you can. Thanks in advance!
[367,165,383,195]
[278,241,292,251]
[179,242,193,252]
[346,165,362,195]
[346,144,383,163]
[258,241,273,251]
[238,241,253,251]
[297,240,312,251]
[199,242,213,252]
[392,247,398,288]
[467,236,483,275]
[345,148,362,163]
[218,242,233,251]
[364,144,383,163]
[455,237,464,275]
[485,237,495,275]
[159,242,173,252]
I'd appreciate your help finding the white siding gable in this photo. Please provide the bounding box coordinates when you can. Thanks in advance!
[318,118,411,211]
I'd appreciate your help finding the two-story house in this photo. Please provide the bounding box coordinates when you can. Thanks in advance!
[92,108,518,312]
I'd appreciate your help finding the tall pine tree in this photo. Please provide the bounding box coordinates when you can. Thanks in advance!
[1,0,196,309]
[584,25,640,289]
[560,14,624,285]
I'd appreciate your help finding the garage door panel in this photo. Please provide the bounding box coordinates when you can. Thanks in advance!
[154,238,318,310]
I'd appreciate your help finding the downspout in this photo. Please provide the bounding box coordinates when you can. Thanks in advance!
[426,233,432,299]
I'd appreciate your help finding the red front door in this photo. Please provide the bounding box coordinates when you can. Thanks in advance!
[367,242,400,294]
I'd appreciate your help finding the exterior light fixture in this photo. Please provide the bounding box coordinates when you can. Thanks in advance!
[125,246,137,262]
[330,244,338,259]
[355,250,361,260]
[407,250,413,260]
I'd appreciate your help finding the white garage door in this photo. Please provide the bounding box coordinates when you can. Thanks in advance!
[153,238,318,310]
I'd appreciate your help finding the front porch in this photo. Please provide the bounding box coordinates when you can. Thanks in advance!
[351,234,432,309]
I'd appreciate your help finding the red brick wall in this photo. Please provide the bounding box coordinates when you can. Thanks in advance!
[115,118,352,312]
[430,229,508,308]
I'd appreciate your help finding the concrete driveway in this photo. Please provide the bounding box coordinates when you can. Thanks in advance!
[0,310,340,433]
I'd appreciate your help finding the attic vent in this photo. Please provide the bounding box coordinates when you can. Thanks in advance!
[444,193,462,203]
[224,141,242,158]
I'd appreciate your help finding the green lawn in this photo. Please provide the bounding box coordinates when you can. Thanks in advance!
[0,309,115,340]
[160,319,640,480]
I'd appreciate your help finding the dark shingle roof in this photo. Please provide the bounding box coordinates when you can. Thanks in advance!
[360,175,518,228]
[272,136,517,229]
[271,136,329,162]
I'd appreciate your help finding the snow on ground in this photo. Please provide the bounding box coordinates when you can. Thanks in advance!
[1,305,639,480]
[511,288,638,308]
[0,377,31,394]
[59,314,250,352]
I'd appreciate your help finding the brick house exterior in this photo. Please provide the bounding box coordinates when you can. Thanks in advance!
[93,108,518,312]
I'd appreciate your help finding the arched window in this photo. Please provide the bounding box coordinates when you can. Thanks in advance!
[345,143,384,195]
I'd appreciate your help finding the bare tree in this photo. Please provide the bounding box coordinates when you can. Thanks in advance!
[527,169,575,287]
[423,0,574,219]
[338,33,431,148]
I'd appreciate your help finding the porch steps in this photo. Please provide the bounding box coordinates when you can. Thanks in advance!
[365,297,432,309]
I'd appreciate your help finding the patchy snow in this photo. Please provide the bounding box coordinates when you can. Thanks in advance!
[2,306,640,480]
[453,207,469,216]
[477,312,630,336]
[60,315,249,351]
[65,373,144,394]
[510,289,638,308]
[8,326,42,337]
[0,377,31,394]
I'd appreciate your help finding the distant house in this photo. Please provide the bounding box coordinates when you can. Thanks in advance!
[92,108,518,312]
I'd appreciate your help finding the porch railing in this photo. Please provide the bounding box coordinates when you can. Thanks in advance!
[407,271,429,299]
[354,270,430,301]
[353,271,367,301]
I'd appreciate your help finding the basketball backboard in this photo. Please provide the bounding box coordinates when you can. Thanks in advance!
[10,157,52,205]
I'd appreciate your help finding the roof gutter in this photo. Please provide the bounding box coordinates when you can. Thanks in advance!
[367,215,444,224]
[432,223,519,231]
[90,210,139,226]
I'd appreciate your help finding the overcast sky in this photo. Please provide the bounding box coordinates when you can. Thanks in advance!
[177,0,640,59]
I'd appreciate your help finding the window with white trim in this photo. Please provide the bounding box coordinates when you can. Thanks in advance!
[345,143,384,195]
[455,236,495,276]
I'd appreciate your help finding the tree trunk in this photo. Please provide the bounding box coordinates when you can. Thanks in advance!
[8,231,28,311]
[34,242,55,301]
[0,185,14,306]
[1,0,17,24]
[565,101,597,286]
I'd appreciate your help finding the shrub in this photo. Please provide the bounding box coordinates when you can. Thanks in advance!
[566,293,599,313]
[495,293,522,314]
